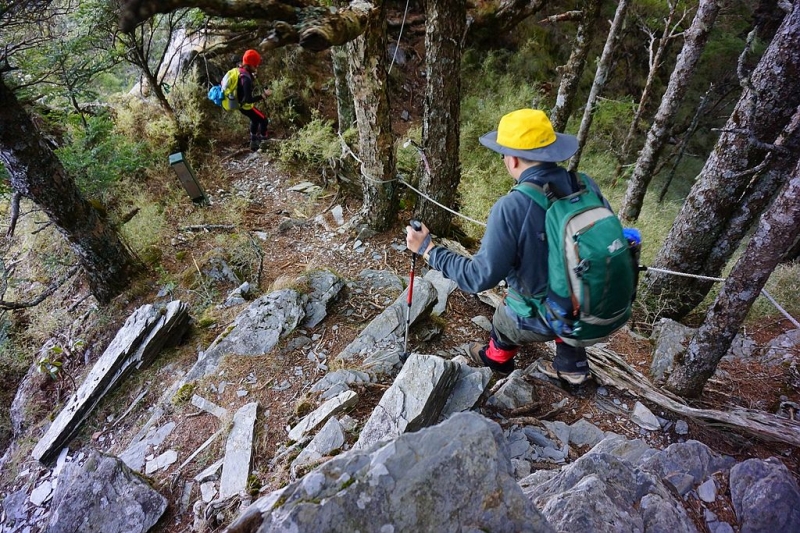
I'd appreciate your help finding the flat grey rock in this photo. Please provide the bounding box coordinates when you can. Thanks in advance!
[440,361,492,418]
[354,354,459,450]
[219,402,258,499]
[227,412,553,533]
[288,391,357,442]
[47,451,167,533]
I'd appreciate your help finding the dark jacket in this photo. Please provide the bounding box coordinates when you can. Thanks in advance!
[236,68,262,108]
[427,163,606,327]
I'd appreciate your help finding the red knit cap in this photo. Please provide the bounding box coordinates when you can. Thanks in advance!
[242,49,261,68]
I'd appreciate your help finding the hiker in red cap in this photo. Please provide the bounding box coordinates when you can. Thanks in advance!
[237,49,271,151]
[407,109,628,385]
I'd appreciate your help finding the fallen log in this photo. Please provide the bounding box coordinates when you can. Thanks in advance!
[587,345,800,447]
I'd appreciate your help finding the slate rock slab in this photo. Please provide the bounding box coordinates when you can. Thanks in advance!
[219,402,259,499]
[186,290,305,380]
[642,440,735,497]
[33,301,189,464]
[301,270,345,329]
[288,391,357,442]
[527,451,697,533]
[227,412,554,533]
[336,278,436,362]
[354,354,459,450]
[47,451,167,533]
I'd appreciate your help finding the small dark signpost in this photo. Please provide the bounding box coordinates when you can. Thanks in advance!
[169,152,207,205]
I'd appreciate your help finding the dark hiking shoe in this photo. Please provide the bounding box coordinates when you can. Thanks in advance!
[465,342,514,376]
[249,139,260,152]
[536,359,591,385]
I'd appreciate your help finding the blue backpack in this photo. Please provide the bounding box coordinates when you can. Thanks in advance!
[207,85,223,106]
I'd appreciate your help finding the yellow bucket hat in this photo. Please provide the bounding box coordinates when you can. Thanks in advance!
[479,109,578,162]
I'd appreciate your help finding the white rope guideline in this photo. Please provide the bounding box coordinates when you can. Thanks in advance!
[398,179,487,227]
[646,266,799,328]
[388,0,411,75]
[340,143,796,326]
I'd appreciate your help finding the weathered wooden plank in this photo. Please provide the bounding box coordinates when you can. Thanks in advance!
[587,346,800,447]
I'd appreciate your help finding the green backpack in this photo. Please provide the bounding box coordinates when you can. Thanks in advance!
[506,173,635,347]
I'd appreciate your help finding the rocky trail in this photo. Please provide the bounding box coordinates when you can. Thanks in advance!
[2,148,799,533]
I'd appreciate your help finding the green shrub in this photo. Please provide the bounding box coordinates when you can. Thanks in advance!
[119,195,167,257]
[458,57,543,239]
[167,73,209,142]
[55,114,153,197]
[277,112,341,175]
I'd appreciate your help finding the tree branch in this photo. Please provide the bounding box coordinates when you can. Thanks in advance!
[6,191,21,238]
[0,264,79,310]
[539,10,582,24]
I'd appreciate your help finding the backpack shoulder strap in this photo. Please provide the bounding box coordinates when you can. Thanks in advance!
[512,181,550,211]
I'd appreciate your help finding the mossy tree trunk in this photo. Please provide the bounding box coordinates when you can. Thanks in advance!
[618,0,722,222]
[549,0,603,133]
[0,77,141,304]
[645,5,800,320]
[568,0,630,172]
[346,2,397,231]
[665,172,800,398]
[331,45,355,134]
[415,0,465,235]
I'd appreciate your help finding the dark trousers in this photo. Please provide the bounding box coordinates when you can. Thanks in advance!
[239,107,268,137]
[492,304,587,368]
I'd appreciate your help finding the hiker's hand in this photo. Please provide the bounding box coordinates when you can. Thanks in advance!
[406,222,432,256]
[262,89,272,98]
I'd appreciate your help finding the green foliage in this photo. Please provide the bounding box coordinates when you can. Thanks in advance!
[55,114,153,197]
[395,127,422,178]
[277,112,341,174]
[173,382,196,405]
[263,75,304,128]
[112,96,174,159]
[748,262,800,322]
[0,163,10,195]
[3,0,121,115]
[258,47,323,129]
[583,97,637,154]
[458,54,544,239]
[167,74,209,143]
[119,195,168,258]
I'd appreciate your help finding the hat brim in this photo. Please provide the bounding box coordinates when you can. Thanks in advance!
[479,131,578,162]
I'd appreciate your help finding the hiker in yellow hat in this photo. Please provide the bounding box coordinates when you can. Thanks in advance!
[407,109,614,385]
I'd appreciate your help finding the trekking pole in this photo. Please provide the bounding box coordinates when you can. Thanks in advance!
[400,220,422,364]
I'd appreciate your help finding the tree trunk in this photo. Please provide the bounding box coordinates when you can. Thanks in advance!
[550,0,603,133]
[0,78,141,304]
[618,0,722,222]
[415,0,465,235]
[614,1,684,184]
[568,0,630,172]
[645,5,800,319]
[346,2,397,231]
[665,171,800,398]
[331,45,354,134]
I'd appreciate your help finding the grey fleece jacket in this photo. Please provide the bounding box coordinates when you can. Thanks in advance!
[427,162,606,303]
